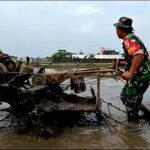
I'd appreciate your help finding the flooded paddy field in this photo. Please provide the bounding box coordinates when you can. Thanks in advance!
[0,69,150,149]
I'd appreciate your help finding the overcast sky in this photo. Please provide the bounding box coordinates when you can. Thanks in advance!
[0,1,150,58]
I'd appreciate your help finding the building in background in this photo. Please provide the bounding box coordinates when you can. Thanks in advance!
[94,47,123,62]
[100,47,119,55]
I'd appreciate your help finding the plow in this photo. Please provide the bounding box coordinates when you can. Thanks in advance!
[0,58,149,139]
[0,67,121,116]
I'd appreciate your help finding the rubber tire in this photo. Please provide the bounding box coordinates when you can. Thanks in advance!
[0,62,8,73]
[4,59,16,72]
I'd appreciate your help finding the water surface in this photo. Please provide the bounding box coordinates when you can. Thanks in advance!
[0,69,150,149]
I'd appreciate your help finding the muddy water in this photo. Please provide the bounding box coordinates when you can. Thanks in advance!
[0,69,150,149]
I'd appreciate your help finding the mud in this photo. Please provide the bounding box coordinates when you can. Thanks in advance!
[0,69,150,149]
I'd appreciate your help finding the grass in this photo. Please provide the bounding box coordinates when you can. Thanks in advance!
[31,62,113,69]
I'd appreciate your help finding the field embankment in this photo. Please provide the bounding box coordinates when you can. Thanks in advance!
[31,62,113,69]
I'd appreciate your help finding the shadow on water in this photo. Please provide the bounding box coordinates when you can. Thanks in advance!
[0,70,150,149]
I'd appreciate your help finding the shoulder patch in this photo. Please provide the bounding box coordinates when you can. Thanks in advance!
[124,38,141,56]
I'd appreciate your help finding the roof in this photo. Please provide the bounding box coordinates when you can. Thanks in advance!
[94,54,124,59]
[72,54,89,59]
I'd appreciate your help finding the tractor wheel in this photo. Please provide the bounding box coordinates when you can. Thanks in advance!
[0,63,8,73]
[4,59,16,72]
[31,74,47,86]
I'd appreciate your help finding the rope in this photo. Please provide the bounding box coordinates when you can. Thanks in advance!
[100,111,131,129]
[96,98,132,129]
[100,98,127,114]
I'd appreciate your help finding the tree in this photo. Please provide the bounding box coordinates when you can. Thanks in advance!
[88,53,95,59]
[79,51,84,55]
[51,50,66,62]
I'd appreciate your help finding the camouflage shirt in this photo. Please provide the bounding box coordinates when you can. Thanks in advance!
[122,33,150,74]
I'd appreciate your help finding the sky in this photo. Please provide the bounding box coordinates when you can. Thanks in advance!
[0,1,150,58]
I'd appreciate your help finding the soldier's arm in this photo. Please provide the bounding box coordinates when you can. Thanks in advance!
[129,54,144,76]
[122,38,144,80]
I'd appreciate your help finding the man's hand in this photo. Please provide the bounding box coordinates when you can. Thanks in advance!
[122,72,134,80]
[122,54,144,80]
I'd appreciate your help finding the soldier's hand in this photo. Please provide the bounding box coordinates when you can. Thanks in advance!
[121,72,133,80]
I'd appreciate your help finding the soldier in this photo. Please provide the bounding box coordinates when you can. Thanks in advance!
[113,17,150,121]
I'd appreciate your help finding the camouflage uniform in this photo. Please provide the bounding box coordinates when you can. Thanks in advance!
[120,33,150,120]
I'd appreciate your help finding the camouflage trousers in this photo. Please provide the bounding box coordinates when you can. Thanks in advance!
[120,75,149,116]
